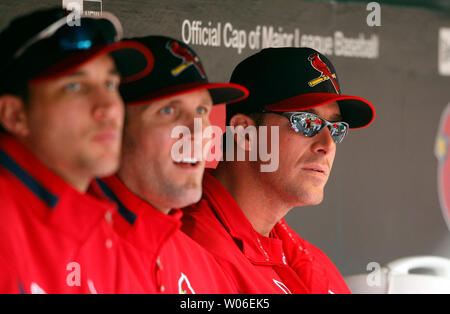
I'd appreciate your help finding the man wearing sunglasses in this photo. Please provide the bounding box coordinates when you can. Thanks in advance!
[0,8,152,293]
[182,47,375,294]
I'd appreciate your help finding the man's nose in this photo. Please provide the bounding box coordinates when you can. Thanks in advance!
[183,112,210,136]
[311,127,336,155]
[92,88,124,121]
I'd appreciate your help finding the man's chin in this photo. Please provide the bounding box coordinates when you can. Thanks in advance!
[90,157,121,178]
[169,187,202,209]
[291,186,324,207]
[302,192,324,206]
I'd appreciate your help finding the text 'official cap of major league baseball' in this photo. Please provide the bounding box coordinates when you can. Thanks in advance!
[120,35,249,106]
[227,47,375,129]
[0,7,153,94]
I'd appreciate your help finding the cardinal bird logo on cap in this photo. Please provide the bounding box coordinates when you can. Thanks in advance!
[308,53,340,94]
[178,273,195,294]
[435,103,450,231]
[167,41,206,79]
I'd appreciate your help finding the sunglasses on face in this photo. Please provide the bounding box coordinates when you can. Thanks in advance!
[265,111,349,144]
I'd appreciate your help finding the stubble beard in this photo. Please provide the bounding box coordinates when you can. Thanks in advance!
[157,173,203,209]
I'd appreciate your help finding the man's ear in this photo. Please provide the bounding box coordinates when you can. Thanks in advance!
[229,113,258,153]
[0,95,29,137]
[229,113,254,129]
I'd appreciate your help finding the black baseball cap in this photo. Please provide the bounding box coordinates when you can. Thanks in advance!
[0,7,153,94]
[120,35,249,106]
[228,47,375,129]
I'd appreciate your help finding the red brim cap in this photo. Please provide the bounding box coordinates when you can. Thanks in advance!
[228,47,375,130]
[264,92,375,129]
[126,81,249,106]
[120,36,249,107]
[29,40,154,85]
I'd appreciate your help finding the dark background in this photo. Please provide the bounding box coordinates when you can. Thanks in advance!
[1,0,449,277]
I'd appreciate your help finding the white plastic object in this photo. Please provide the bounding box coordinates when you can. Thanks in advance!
[385,256,450,294]
[345,256,450,294]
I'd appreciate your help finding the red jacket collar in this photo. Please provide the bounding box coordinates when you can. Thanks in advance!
[202,170,286,265]
[99,175,181,254]
[0,134,117,241]
[0,134,71,198]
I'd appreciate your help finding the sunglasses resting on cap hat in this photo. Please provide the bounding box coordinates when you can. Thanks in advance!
[0,7,153,92]
[119,35,249,106]
[227,47,375,129]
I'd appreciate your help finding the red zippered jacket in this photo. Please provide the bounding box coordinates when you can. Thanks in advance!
[99,175,239,294]
[0,134,157,293]
[181,171,351,294]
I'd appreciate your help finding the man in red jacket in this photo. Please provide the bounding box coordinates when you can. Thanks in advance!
[99,35,249,293]
[181,47,375,294]
[0,7,152,293]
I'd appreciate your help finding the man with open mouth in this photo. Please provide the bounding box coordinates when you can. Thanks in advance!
[98,35,249,293]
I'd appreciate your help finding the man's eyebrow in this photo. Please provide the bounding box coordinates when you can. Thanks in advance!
[166,99,183,106]
[65,71,85,77]
[200,97,213,107]
[66,67,120,77]
[165,97,212,107]
[109,67,120,76]
[303,108,343,121]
